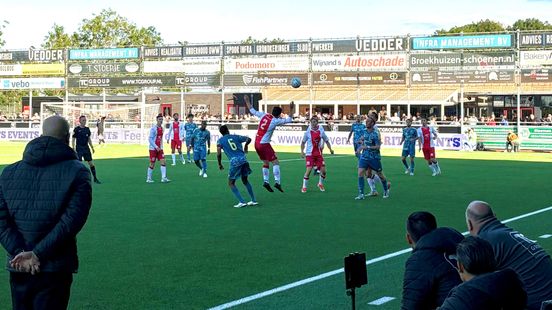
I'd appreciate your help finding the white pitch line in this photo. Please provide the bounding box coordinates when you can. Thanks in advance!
[368,296,396,306]
[540,234,552,239]
[208,205,552,310]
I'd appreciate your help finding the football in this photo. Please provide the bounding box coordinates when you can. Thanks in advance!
[291,77,302,88]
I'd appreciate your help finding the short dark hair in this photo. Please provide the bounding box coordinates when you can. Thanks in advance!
[187,113,194,118]
[406,211,437,242]
[157,113,163,119]
[79,115,86,120]
[456,236,496,276]
[173,113,179,117]
[272,106,283,117]
[219,125,230,135]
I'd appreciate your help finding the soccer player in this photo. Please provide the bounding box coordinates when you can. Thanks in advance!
[244,94,294,192]
[217,125,257,208]
[147,114,170,183]
[300,116,334,193]
[347,114,366,158]
[355,116,390,199]
[400,118,418,175]
[417,117,441,176]
[96,116,106,147]
[184,114,197,163]
[191,120,211,178]
[166,113,186,165]
[72,115,101,184]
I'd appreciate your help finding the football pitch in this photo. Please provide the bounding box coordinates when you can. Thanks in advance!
[0,142,551,309]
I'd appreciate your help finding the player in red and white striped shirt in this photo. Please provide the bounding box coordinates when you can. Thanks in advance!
[147,114,170,183]
[166,113,186,166]
[300,116,334,193]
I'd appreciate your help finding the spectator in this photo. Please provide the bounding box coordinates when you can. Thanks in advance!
[0,115,92,309]
[401,211,464,310]
[506,131,519,152]
[501,115,509,126]
[465,201,552,310]
[439,236,527,310]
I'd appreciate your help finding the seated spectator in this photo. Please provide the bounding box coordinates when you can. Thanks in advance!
[439,236,527,310]
[465,201,552,310]
[401,211,464,310]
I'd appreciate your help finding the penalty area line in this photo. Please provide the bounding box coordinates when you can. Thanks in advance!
[207,205,552,310]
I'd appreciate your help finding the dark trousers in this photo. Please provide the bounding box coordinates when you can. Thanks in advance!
[10,272,73,310]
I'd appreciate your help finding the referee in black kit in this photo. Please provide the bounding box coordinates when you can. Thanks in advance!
[72,115,101,184]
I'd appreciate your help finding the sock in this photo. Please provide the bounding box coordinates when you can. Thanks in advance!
[434,162,440,172]
[262,165,270,183]
[230,186,245,203]
[90,166,98,180]
[180,153,185,162]
[429,164,436,173]
[319,174,326,185]
[160,165,166,178]
[358,177,365,195]
[367,177,376,192]
[273,165,281,184]
[303,177,309,188]
[147,167,153,180]
[373,174,382,184]
[402,159,409,169]
[201,159,207,173]
[381,178,388,191]
[195,160,202,169]
[187,151,191,161]
[410,160,415,172]
[171,154,176,164]
[244,182,256,202]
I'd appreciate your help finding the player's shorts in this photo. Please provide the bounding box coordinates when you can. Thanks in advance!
[98,134,104,140]
[255,141,277,162]
[193,148,206,161]
[306,155,325,168]
[358,158,383,172]
[149,149,165,163]
[228,162,252,180]
[76,147,93,162]
[422,147,436,160]
[186,138,193,148]
[171,140,182,151]
[402,145,416,158]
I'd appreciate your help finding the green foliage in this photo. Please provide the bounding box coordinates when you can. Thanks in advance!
[42,9,162,49]
[508,18,552,31]
[435,19,505,35]
[241,36,286,44]
[0,20,8,48]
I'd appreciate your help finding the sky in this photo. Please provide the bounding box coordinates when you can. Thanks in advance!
[2,0,552,49]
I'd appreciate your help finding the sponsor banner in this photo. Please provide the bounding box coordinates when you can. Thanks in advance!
[175,74,220,87]
[520,51,552,68]
[521,69,552,83]
[411,34,512,50]
[312,54,407,71]
[224,56,309,73]
[410,52,515,71]
[0,49,64,62]
[143,46,183,58]
[411,70,514,84]
[68,62,140,75]
[22,64,65,75]
[0,78,65,89]
[224,73,309,87]
[67,76,181,88]
[473,126,552,150]
[0,64,22,75]
[143,59,220,73]
[519,32,552,47]
[184,44,223,57]
[69,48,140,60]
[312,72,406,85]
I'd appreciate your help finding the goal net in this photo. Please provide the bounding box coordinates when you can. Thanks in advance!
[40,102,160,144]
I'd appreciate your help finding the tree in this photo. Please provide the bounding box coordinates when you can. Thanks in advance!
[508,18,552,31]
[42,9,163,48]
[435,19,505,35]
[0,20,8,48]
[241,36,285,44]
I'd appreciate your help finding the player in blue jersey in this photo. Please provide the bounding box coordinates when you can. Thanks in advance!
[355,116,390,200]
[184,114,198,163]
[190,120,210,178]
[400,118,418,176]
[347,115,366,158]
[217,125,258,208]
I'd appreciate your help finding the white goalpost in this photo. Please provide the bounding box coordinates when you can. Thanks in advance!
[40,101,160,144]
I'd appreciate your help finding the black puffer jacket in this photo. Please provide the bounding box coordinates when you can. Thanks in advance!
[438,268,527,310]
[0,136,92,272]
[401,227,464,310]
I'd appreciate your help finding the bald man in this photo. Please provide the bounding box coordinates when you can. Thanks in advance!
[466,201,552,310]
[0,115,92,309]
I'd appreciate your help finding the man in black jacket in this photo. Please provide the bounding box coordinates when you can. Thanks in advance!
[466,200,552,310]
[439,236,527,309]
[0,115,92,309]
[401,211,464,310]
